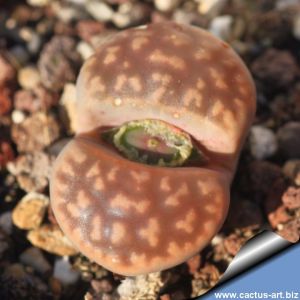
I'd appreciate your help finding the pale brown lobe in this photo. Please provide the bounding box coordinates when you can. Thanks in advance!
[50,136,230,275]
[76,22,256,158]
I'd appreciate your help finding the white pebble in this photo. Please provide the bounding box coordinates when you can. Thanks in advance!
[198,0,227,16]
[154,0,180,12]
[76,41,95,61]
[54,257,80,285]
[250,125,278,160]
[209,15,233,40]
[12,110,26,124]
[86,1,114,22]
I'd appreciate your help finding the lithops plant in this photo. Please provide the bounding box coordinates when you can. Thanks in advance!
[50,22,256,276]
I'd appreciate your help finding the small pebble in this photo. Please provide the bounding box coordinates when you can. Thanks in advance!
[209,15,233,40]
[0,212,13,235]
[282,186,300,210]
[277,122,300,158]
[12,192,49,230]
[251,49,299,89]
[11,110,26,124]
[38,36,81,91]
[198,0,227,16]
[14,86,59,113]
[7,45,30,68]
[19,247,52,274]
[7,151,53,192]
[154,0,180,12]
[18,66,41,90]
[0,54,16,86]
[54,257,80,285]
[77,41,95,61]
[86,1,114,22]
[249,125,278,160]
[27,224,78,256]
[11,112,60,152]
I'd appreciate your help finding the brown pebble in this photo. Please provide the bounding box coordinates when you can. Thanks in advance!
[27,224,78,256]
[0,54,16,87]
[277,219,300,243]
[11,112,60,152]
[282,187,300,210]
[251,49,299,89]
[12,193,49,230]
[7,151,53,192]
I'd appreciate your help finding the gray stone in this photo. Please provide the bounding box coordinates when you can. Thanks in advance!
[54,257,80,285]
[20,247,51,274]
[250,126,278,160]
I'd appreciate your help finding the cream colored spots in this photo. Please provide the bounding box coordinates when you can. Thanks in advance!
[103,46,120,65]
[210,100,224,117]
[114,98,122,106]
[195,49,211,61]
[183,88,203,108]
[114,74,142,93]
[223,110,235,128]
[165,183,188,206]
[173,112,180,119]
[128,76,142,92]
[123,61,130,68]
[89,76,106,94]
[69,147,87,164]
[107,167,119,181]
[104,53,116,65]
[139,218,160,247]
[93,177,104,191]
[90,215,102,241]
[197,180,210,196]
[205,204,217,214]
[130,252,146,264]
[115,74,127,91]
[204,220,214,233]
[130,170,150,184]
[176,209,196,233]
[86,163,101,178]
[149,50,185,70]
[132,37,149,50]
[67,202,81,218]
[110,193,150,214]
[150,86,167,103]
[152,73,172,85]
[210,68,228,90]
[77,190,91,208]
[167,241,181,256]
[196,78,205,90]
[111,222,125,244]
[160,177,171,191]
